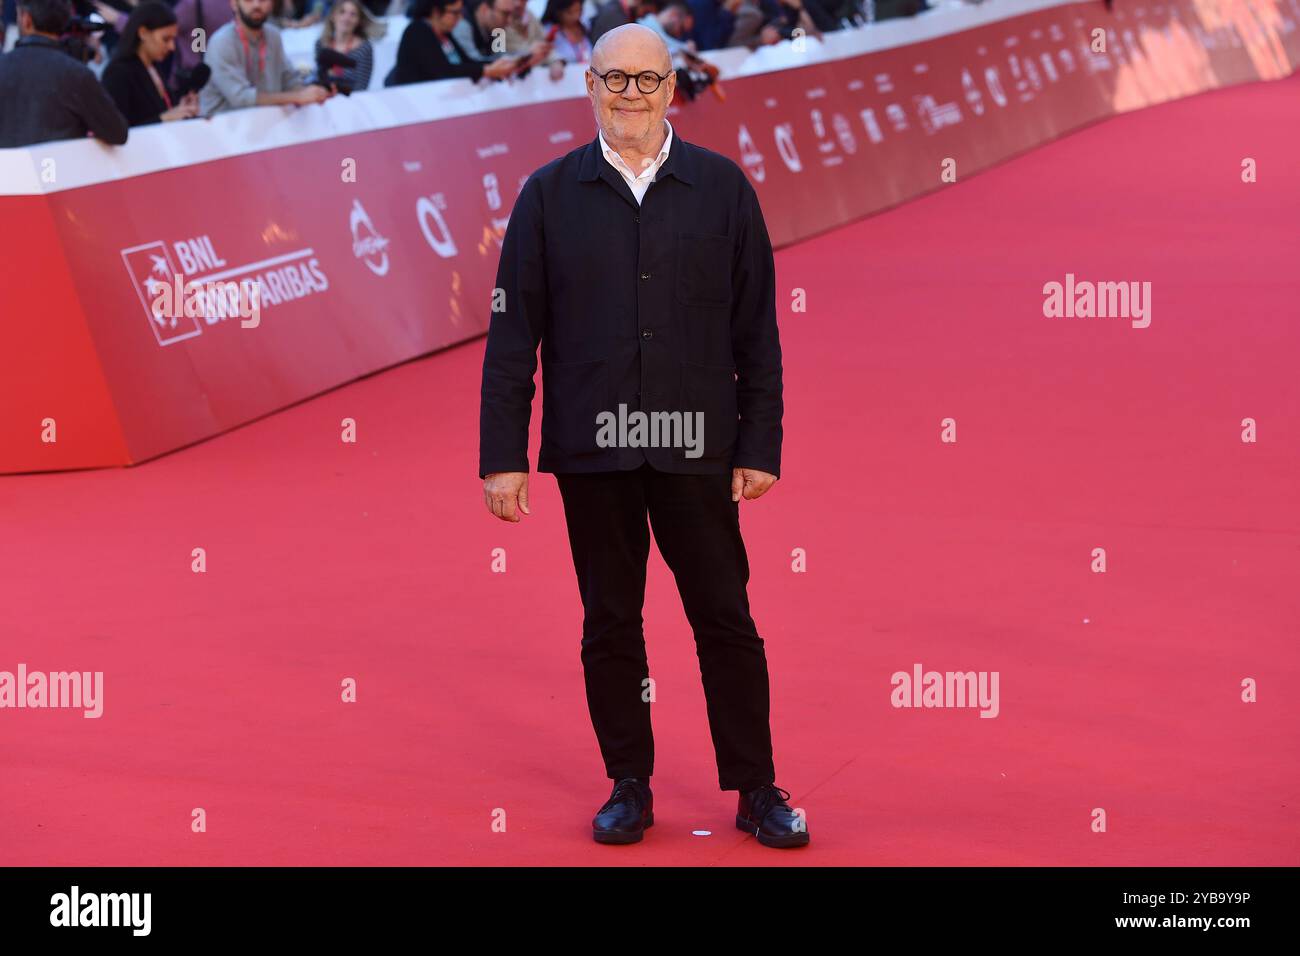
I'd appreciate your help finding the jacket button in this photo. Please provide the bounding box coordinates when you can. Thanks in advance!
[634,214,640,223]
[640,271,650,280]
[641,329,654,340]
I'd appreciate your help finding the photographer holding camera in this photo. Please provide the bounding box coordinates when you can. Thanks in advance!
[0,0,128,147]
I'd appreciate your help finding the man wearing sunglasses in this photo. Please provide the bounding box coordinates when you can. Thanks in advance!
[479,23,803,849]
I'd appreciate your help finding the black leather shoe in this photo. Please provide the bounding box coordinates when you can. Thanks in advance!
[592,777,654,844]
[736,783,809,848]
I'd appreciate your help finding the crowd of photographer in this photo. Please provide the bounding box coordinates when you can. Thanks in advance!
[0,0,933,147]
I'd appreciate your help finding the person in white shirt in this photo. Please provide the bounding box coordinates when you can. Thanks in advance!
[480,23,800,850]
[598,114,672,204]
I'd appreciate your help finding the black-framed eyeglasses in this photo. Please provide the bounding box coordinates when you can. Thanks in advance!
[590,67,672,94]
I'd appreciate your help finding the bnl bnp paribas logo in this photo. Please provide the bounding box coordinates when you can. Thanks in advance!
[120,235,331,347]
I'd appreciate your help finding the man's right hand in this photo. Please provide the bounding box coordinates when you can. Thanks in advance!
[483,58,520,79]
[483,472,530,522]
[293,85,334,105]
[527,40,553,64]
[161,100,199,122]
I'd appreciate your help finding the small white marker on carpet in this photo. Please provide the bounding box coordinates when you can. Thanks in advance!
[692,830,712,837]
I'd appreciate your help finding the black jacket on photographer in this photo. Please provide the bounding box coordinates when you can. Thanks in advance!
[385,17,484,85]
[0,35,128,147]
[478,127,783,479]
[101,54,171,126]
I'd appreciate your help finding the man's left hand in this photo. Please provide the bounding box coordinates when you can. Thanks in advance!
[732,467,777,502]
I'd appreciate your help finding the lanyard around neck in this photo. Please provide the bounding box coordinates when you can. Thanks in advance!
[147,61,173,109]
[235,19,268,85]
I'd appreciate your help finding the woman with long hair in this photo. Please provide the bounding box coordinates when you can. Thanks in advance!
[316,0,386,91]
[101,1,199,125]
[541,0,591,64]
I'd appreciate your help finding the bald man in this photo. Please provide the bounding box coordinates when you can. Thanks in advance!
[479,24,806,848]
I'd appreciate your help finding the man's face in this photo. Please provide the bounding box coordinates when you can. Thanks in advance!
[661,8,688,39]
[586,33,674,147]
[487,0,517,28]
[232,0,272,29]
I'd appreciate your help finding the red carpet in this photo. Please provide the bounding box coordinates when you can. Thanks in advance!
[4,72,1297,866]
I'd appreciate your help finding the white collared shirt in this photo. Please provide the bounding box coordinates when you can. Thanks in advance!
[598,118,674,205]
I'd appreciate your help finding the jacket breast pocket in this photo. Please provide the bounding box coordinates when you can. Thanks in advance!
[542,357,609,458]
[675,232,732,309]
[681,361,738,460]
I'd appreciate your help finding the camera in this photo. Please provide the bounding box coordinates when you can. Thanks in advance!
[59,14,108,64]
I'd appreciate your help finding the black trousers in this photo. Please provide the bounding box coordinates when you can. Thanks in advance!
[554,463,776,792]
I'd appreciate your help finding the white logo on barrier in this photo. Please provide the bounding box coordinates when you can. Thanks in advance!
[122,236,330,346]
[350,199,391,277]
[738,124,766,182]
[914,95,962,135]
[774,123,802,173]
[832,113,856,154]
[482,173,510,247]
[483,172,502,210]
[811,109,844,167]
[417,194,458,258]
[121,242,202,346]
[859,108,884,144]
[1007,56,1032,101]
[1039,52,1059,83]
[1084,40,1113,72]
[1022,56,1043,92]
[985,65,1008,107]
[961,68,985,116]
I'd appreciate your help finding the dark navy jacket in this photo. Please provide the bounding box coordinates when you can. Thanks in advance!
[478,126,783,479]
[0,36,129,147]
